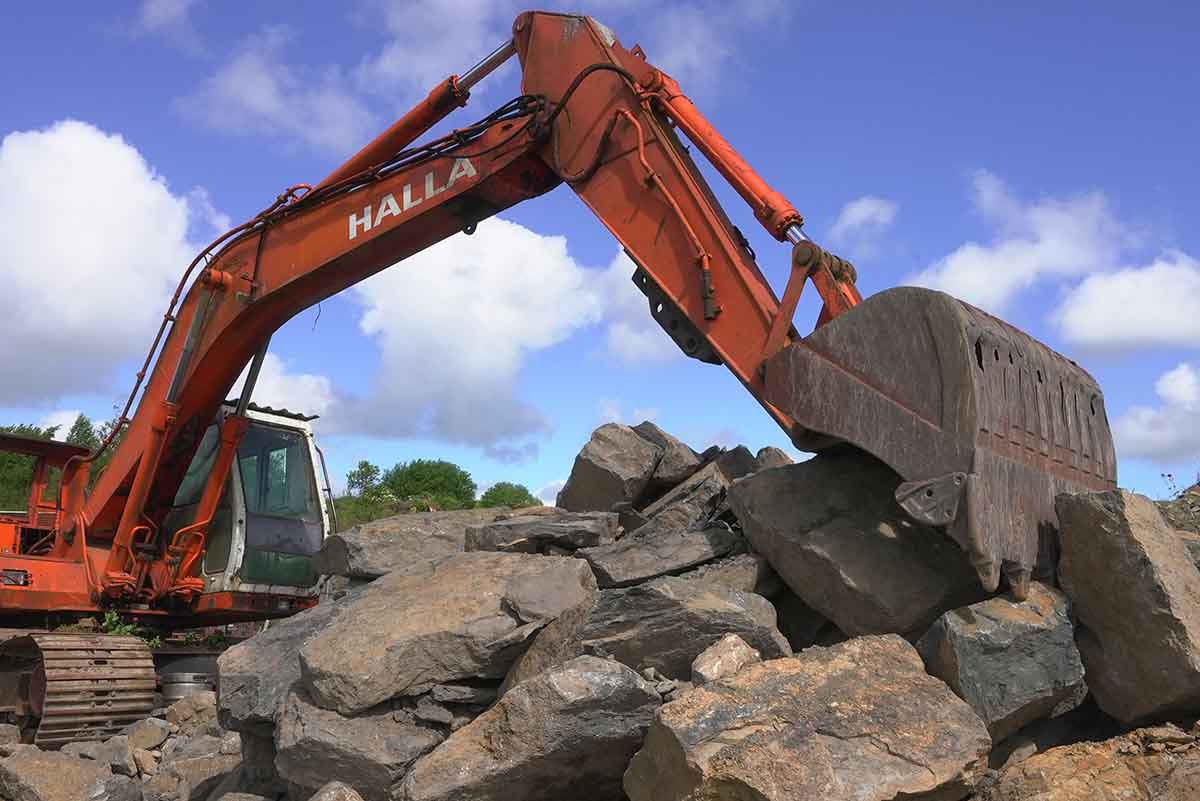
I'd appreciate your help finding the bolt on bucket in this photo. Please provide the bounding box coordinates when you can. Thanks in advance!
[763,286,1117,598]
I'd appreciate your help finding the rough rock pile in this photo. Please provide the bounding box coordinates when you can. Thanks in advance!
[7,422,1200,801]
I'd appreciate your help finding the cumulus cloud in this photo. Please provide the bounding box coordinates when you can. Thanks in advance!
[39,410,82,440]
[1113,363,1200,463]
[136,0,200,34]
[910,170,1123,313]
[0,120,216,405]
[331,218,605,461]
[595,251,680,366]
[232,353,335,418]
[828,195,897,259]
[177,26,378,155]
[1055,251,1200,351]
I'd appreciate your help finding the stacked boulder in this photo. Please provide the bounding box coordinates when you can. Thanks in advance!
[10,421,1200,801]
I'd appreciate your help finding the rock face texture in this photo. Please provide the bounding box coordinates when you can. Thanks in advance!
[975,723,1200,801]
[0,747,117,801]
[632,421,701,493]
[464,510,618,553]
[1056,489,1200,723]
[917,582,1085,742]
[275,688,443,800]
[690,633,760,686]
[301,552,598,715]
[579,523,743,589]
[624,635,992,801]
[676,551,782,597]
[556,424,662,512]
[219,596,355,736]
[728,448,983,635]
[401,656,660,801]
[581,576,790,679]
[311,508,496,579]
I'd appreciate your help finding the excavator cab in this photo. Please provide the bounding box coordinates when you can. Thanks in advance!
[162,403,335,601]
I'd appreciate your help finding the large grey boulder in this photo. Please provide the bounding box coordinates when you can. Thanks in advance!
[401,656,660,801]
[728,448,983,635]
[499,592,598,697]
[0,747,116,801]
[312,508,499,579]
[1057,489,1200,723]
[624,634,992,801]
[917,582,1085,742]
[581,576,790,679]
[632,421,701,494]
[301,552,598,715]
[676,551,783,597]
[275,688,443,801]
[579,463,740,587]
[219,596,354,736]
[556,424,661,512]
[465,510,618,553]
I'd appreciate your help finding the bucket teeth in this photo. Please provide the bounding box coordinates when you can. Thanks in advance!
[764,286,1116,593]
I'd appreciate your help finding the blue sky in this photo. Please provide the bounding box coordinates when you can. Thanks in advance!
[2,1,1197,500]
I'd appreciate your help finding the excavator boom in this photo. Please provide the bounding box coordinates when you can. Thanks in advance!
[7,11,1115,626]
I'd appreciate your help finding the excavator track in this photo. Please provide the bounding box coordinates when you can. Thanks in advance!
[0,633,156,748]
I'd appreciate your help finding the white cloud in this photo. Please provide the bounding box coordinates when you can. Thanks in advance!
[909,170,1123,313]
[332,218,605,461]
[830,195,897,242]
[1055,251,1200,350]
[177,26,378,155]
[595,251,680,366]
[354,0,518,104]
[0,120,217,405]
[828,195,897,259]
[1113,363,1200,463]
[232,353,335,418]
[536,479,566,505]
[137,0,199,33]
[39,410,82,440]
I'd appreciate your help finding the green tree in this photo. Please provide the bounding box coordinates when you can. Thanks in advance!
[346,460,381,496]
[65,414,100,451]
[381,459,476,510]
[478,481,542,509]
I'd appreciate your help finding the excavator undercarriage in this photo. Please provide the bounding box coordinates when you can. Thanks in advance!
[0,633,155,748]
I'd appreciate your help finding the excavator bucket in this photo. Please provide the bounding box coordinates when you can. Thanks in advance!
[762,286,1117,597]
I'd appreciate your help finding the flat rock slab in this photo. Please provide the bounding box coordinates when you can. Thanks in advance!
[918,582,1085,742]
[401,656,660,801]
[624,634,992,801]
[581,576,789,679]
[975,723,1200,801]
[219,595,355,737]
[557,423,661,512]
[301,552,598,715]
[580,525,743,589]
[312,508,501,579]
[465,510,618,553]
[676,551,783,598]
[275,688,443,801]
[1056,489,1200,723]
[728,448,984,636]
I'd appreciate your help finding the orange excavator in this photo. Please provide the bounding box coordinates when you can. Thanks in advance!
[0,11,1116,747]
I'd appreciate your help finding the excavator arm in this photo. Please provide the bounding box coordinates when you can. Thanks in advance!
[45,11,1112,611]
